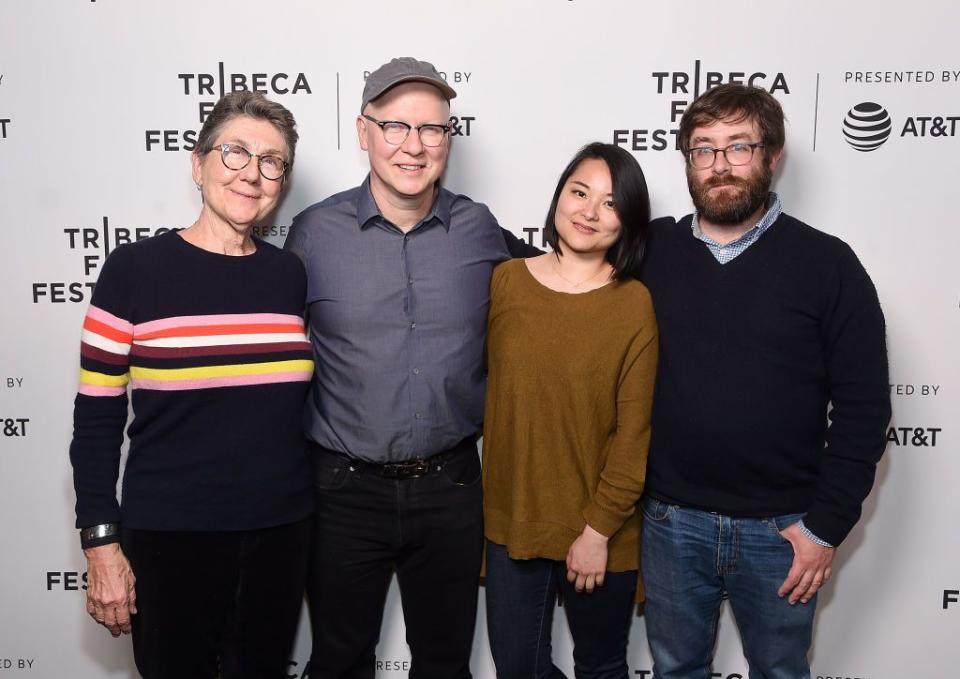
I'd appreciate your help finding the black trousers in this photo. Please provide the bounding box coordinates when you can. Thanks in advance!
[121,517,312,679]
[305,443,484,679]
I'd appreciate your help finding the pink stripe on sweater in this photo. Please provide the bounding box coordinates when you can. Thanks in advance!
[131,370,312,391]
[134,313,304,335]
[78,384,127,397]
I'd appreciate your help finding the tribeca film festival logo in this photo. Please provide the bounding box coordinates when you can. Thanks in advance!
[842,102,960,151]
[31,217,175,304]
[361,67,476,138]
[613,60,791,152]
[146,62,313,152]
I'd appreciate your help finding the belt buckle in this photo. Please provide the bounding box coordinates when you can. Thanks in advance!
[381,458,430,479]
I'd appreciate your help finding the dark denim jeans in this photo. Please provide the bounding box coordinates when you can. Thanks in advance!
[305,444,484,679]
[485,541,638,679]
[640,497,816,679]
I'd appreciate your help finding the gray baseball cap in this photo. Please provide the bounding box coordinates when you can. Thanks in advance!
[361,57,457,112]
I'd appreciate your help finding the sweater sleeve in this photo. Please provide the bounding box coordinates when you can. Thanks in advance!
[802,244,891,546]
[582,287,659,538]
[69,246,136,529]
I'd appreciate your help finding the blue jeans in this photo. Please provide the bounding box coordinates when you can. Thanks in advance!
[640,497,816,679]
[485,541,638,679]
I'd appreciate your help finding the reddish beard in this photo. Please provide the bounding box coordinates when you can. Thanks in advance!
[688,161,772,226]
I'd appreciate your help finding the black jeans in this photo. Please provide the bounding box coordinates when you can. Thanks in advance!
[305,442,484,679]
[485,541,638,679]
[121,518,312,679]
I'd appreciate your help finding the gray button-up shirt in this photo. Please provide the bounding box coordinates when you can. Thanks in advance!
[284,177,510,462]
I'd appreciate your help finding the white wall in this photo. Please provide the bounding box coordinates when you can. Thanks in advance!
[1,1,957,677]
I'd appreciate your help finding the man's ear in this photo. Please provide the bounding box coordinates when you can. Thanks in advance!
[357,116,369,152]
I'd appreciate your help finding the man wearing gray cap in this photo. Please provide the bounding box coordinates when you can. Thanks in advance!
[285,57,533,678]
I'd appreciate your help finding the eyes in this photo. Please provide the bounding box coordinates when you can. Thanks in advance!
[570,188,615,210]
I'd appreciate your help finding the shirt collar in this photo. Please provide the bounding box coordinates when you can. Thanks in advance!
[691,192,782,246]
[356,175,452,232]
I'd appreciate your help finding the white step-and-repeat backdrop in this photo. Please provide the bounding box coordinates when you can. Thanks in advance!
[2,1,958,677]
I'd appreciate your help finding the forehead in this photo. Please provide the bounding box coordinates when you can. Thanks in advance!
[690,116,760,145]
[215,115,286,154]
[567,158,612,188]
[367,82,450,121]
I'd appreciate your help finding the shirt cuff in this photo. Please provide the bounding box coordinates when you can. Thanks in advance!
[798,519,833,547]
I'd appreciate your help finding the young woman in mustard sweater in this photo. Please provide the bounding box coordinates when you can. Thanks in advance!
[483,142,658,678]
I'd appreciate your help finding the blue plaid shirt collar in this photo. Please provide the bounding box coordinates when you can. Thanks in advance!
[691,192,782,264]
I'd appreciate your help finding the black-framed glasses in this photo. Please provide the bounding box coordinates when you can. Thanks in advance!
[686,142,765,169]
[213,143,289,181]
[362,114,450,147]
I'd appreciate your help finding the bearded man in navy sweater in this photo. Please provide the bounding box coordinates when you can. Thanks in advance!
[638,84,891,679]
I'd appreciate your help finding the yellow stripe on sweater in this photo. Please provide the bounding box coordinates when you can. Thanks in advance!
[129,359,314,381]
[80,369,130,387]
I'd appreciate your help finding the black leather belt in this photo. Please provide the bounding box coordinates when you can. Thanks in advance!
[312,437,475,480]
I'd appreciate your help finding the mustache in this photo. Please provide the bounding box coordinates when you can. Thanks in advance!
[702,175,747,189]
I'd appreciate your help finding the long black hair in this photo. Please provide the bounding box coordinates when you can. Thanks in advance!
[542,142,650,280]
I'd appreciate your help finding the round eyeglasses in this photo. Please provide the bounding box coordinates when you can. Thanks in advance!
[686,142,765,169]
[362,114,450,147]
[213,143,289,181]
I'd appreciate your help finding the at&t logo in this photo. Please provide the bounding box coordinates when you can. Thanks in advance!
[842,102,891,151]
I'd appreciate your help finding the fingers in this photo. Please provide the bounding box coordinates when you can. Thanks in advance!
[779,565,830,604]
[568,570,605,593]
[777,565,802,599]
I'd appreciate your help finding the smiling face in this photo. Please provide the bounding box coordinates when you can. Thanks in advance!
[685,115,781,228]
[358,82,450,212]
[553,158,623,257]
[191,115,288,232]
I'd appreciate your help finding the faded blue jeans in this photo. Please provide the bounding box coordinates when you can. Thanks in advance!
[640,497,816,679]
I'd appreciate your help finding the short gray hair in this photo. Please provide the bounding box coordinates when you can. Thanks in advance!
[195,91,299,168]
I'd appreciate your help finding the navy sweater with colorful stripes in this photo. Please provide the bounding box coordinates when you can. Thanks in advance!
[70,231,314,531]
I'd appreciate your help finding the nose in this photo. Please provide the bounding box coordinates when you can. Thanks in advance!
[400,128,425,155]
[239,156,262,182]
[582,200,600,221]
[712,149,732,174]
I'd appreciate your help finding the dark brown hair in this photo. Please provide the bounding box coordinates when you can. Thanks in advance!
[679,84,785,159]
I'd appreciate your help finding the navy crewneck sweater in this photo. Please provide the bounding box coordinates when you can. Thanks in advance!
[640,213,890,545]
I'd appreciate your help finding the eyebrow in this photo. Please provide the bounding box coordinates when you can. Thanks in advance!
[691,131,754,146]
[570,179,612,196]
[224,138,285,157]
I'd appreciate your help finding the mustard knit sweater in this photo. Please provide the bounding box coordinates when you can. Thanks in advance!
[482,259,658,574]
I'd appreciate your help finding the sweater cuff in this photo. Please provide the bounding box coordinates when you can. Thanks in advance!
[582,501,626,539]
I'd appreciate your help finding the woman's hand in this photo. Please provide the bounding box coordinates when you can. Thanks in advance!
[84,543,137,637]
[565,524,609,593]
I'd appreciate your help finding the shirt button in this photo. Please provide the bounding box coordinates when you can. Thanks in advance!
[412,367,421,375]
[410,322,417,329]
[414,412,423,419]
[408,277,414,285]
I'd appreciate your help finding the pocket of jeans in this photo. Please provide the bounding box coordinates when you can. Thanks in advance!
[311,457,353,491]
[769,512,806,540]
[640,496,672,522]
[439,451,482,487]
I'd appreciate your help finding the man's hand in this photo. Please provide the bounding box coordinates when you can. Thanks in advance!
[84,543,137,637]
[565,524,609,593]
[777,522,835,605]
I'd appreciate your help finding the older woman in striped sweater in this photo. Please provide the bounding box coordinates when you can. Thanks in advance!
[70,91,313,679]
